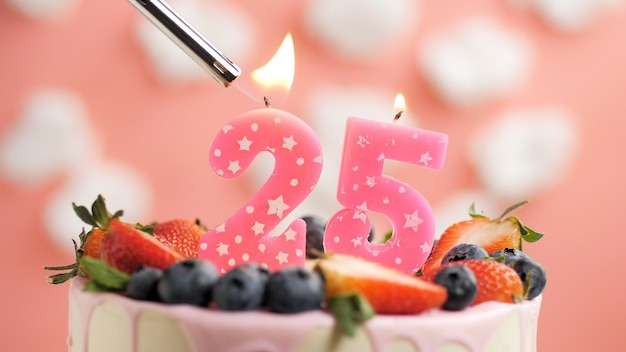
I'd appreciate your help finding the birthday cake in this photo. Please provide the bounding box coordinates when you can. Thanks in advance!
[48,195,546,352]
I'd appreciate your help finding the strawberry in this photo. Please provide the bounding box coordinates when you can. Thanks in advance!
[82,228,106,259]
[316,253,447,314]
[421,201,543,276]
[434,260,524,305]
[151,219,205,258]
[45,195,123,284]
[100,219,184,274]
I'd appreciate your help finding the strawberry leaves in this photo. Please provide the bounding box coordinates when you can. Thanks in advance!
[73,194,123,230]
[326,293,375,337]
[80,257,130,292]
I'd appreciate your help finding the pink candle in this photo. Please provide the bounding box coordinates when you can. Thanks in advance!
[324,117,448,274]
[199,108,323,273]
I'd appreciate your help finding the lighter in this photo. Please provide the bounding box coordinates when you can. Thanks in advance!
[127,0,241,87]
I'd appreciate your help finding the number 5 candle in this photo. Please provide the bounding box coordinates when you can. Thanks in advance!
[324,99,448,274]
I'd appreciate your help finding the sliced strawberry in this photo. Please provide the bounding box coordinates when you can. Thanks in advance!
[151,219,205,258]
[316,254,447,314]
[421,201,543,276]
[433,260,524,305]
[100,219,184,274]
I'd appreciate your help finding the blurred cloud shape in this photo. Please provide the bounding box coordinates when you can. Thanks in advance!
[469,106,578,200]
[0,89,101,186]
[419,17,533,106]
[511,0,623,31]
[304,0,419,61]
[3,0,81,20]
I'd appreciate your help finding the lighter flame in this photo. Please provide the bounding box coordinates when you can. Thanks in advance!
[394,93,406,112]
[252,33,295,91]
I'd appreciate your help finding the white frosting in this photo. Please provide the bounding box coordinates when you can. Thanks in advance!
[68,278,541,352]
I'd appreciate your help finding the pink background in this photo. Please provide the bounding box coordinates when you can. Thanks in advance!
[1,0,625,351]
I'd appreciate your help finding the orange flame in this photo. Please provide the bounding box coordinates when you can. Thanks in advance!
[393,93,406,121]
[252,33,295,92]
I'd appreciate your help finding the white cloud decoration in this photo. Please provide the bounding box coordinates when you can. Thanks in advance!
[0,89,101,186]
[419,17,533,106]
[511,0,623,31]
[3,0,81,20]
[304,0,418,61]
[469,107,578,200]
[135,0,254,83]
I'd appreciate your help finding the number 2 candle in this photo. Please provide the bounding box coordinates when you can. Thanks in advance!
[324,105,448,274]
[198,107,322,273]
[198,34,324,273]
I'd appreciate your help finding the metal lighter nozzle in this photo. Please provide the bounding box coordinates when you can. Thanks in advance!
[128,0,241,87]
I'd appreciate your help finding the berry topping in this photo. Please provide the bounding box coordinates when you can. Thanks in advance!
[157,259,219,307]
[441,243,488,264]
[265,266,325,313]
[100,219,184,274]
[491,248,530,264]
[509,257,547,300]
[213,263,270,311]
[316,253,446,314]
[127,266,163,302]
[437,260,524,305]
[151,219,205,258]
[422,201,543,276]
[302,216,326,259]
[433,265,477,311]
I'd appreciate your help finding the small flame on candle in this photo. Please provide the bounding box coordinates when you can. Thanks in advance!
[252,33,295,92]
[393,93,406,122]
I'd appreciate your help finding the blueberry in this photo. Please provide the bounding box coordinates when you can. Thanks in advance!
[157,259,219,306]
[265,266,325,313]
[213,263,270,311]
[302,216,326,259]
[367,225,375,243]
[127,266,163,301]
[491,248,529,264]
[509,257,547,300]
[433,265,477,311]
[441,243,488,264]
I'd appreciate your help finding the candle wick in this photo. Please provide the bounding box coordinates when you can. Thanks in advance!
[264,96,272,108]
[393,110,403,122]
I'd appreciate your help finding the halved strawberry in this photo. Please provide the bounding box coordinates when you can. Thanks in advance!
[100,219,184,274]
[316,253,447,314]
[434,260,524,305]
[421,201,543,276]
[151,219,205,258]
